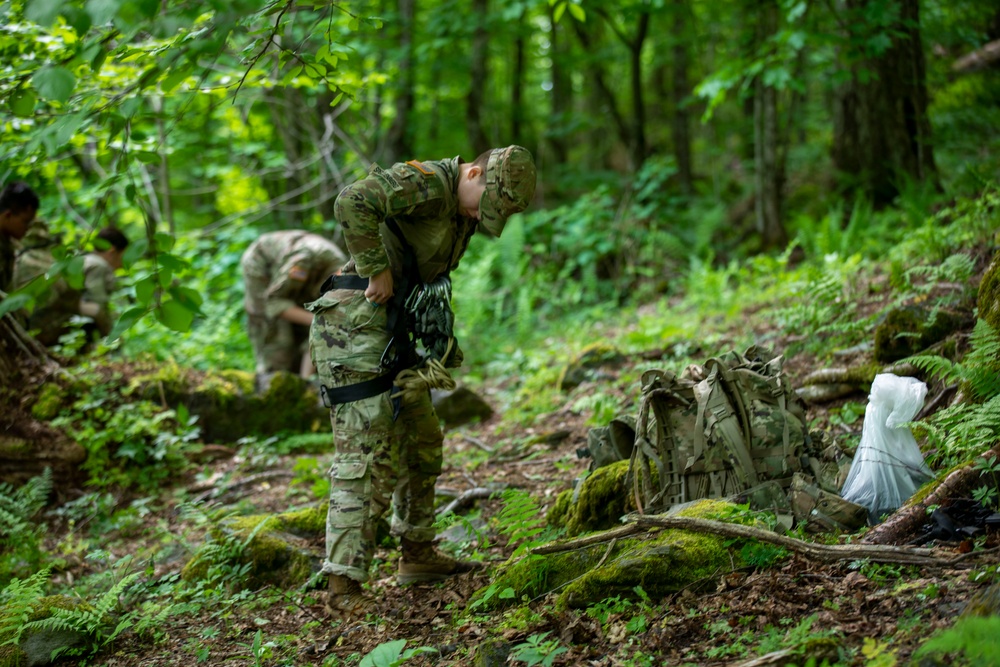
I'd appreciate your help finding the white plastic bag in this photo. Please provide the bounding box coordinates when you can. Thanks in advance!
[840,373,934,522]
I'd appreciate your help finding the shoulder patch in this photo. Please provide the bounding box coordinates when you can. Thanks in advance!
[288,265,309,282]
[369,164,403,192]
[405,160,435,176]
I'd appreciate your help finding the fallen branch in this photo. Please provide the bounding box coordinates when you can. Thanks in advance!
[530,524,645,555]
[863,445,1000,545]
[531,515,971,567]
[627,515,965,566]
[436,486,499,516]
[190,470,294,504]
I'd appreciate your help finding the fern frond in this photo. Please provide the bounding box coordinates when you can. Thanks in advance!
[0,568,52,645]
[905,354,958,384]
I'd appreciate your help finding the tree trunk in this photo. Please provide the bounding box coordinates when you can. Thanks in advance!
[571,19,632,169]
[671,0,694,195]
[385,0,415,163]
[511,22,526,144]
[627,12,650,169]
[831,0,938,206]
[547,4,571,165]
[753,0,788,250]
[466,0,490,155]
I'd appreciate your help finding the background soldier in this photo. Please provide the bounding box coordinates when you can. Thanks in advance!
[308,146,536,618]
[241,230,347,391]
[0,182,40,294]
[13,225,129,346]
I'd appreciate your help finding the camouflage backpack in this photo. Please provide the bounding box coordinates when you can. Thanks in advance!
[629,346,809,513]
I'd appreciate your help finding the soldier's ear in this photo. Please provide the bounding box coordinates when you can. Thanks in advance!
[466,165,483,181]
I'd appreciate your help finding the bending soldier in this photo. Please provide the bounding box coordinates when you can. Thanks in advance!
[241,230,347,391]
[308,146,536,618]
[13,225,129,345]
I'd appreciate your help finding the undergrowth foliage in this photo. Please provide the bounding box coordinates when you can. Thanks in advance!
[908,320,1000,468]
[0,468,52,579]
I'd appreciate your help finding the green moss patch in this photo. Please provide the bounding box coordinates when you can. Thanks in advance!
[481,500,753,611]
[182,503,329,589]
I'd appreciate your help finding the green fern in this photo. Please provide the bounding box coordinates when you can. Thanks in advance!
[914,616,1000,665]
[0,468,52,538]
[19,568,142,659]
[0,567,52,645]
[494,489,559,558]
[907,319,1000,402]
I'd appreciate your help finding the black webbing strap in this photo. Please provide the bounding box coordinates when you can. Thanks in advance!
[319,374,396,407]
[319,273,368,294]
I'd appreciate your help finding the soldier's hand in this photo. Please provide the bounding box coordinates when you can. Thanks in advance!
[365,268,394,305]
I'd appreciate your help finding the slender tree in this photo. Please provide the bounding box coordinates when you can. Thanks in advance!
[832,0,939,205]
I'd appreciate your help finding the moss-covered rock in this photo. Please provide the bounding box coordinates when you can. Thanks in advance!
[547,460,654,536]
[0,595,95,667]
[127,365,328,442]
[979,250,1000,335]
[182,502,328,589]
[873,306,970,363]
[480,500,754,611]
[557,343,625,392]
[30,384,62,421]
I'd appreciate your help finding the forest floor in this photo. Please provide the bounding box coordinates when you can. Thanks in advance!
[31,334,997,667]
[20,269,1000,667]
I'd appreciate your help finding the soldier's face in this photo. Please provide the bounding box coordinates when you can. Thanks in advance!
[0,207,36,239]
[457,168,487,220]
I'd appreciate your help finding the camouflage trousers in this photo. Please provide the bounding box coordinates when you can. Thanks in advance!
[247,314,308,378]
[308,287,443,583]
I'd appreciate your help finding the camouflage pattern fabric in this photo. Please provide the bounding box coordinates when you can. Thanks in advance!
[631,346,808,511]
[311,149,537,583]
[335,158,477,284]
[308,288,441,581]
[241,230,347,377]
[10,222,82,343]
[81,253,116,336]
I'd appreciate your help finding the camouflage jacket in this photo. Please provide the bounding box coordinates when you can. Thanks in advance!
[335,157,477,284]
[82,253,116,306]
[242,230,347,321]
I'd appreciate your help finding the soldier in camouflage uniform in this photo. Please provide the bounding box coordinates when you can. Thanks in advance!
[241,230,347,391]
[13,225,129,345]
[308,146,536,618]
[0,182,40,294]
[78,226,130,339]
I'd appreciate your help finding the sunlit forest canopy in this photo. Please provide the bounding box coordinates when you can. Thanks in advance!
[2,0,999,367]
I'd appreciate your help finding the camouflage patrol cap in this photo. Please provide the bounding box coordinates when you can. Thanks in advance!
[478,145,536,237]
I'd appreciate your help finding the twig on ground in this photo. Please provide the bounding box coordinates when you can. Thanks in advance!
[436,486,500,516]
[190,470,294,504]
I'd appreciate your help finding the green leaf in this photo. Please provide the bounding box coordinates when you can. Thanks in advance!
[553,1,566,21]
[160,65,193,93]
[169,285,204,310]
[156,299,195,332]
[0,294,32,319]
[134,274,157,305]
[108,305,147,340]
[359,639,406,667]
[567,2,585,21]
[32,67,77,104]
[86,0,123,26]
[135,151,160,164]
[10,90,37,117]
[123,237,147,266]
[62,6,93,35]
[64,255,86,290]
[24,0,65,26]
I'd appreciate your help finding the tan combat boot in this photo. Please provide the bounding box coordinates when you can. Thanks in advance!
[325,574,372,620]
[397,538,484,585]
